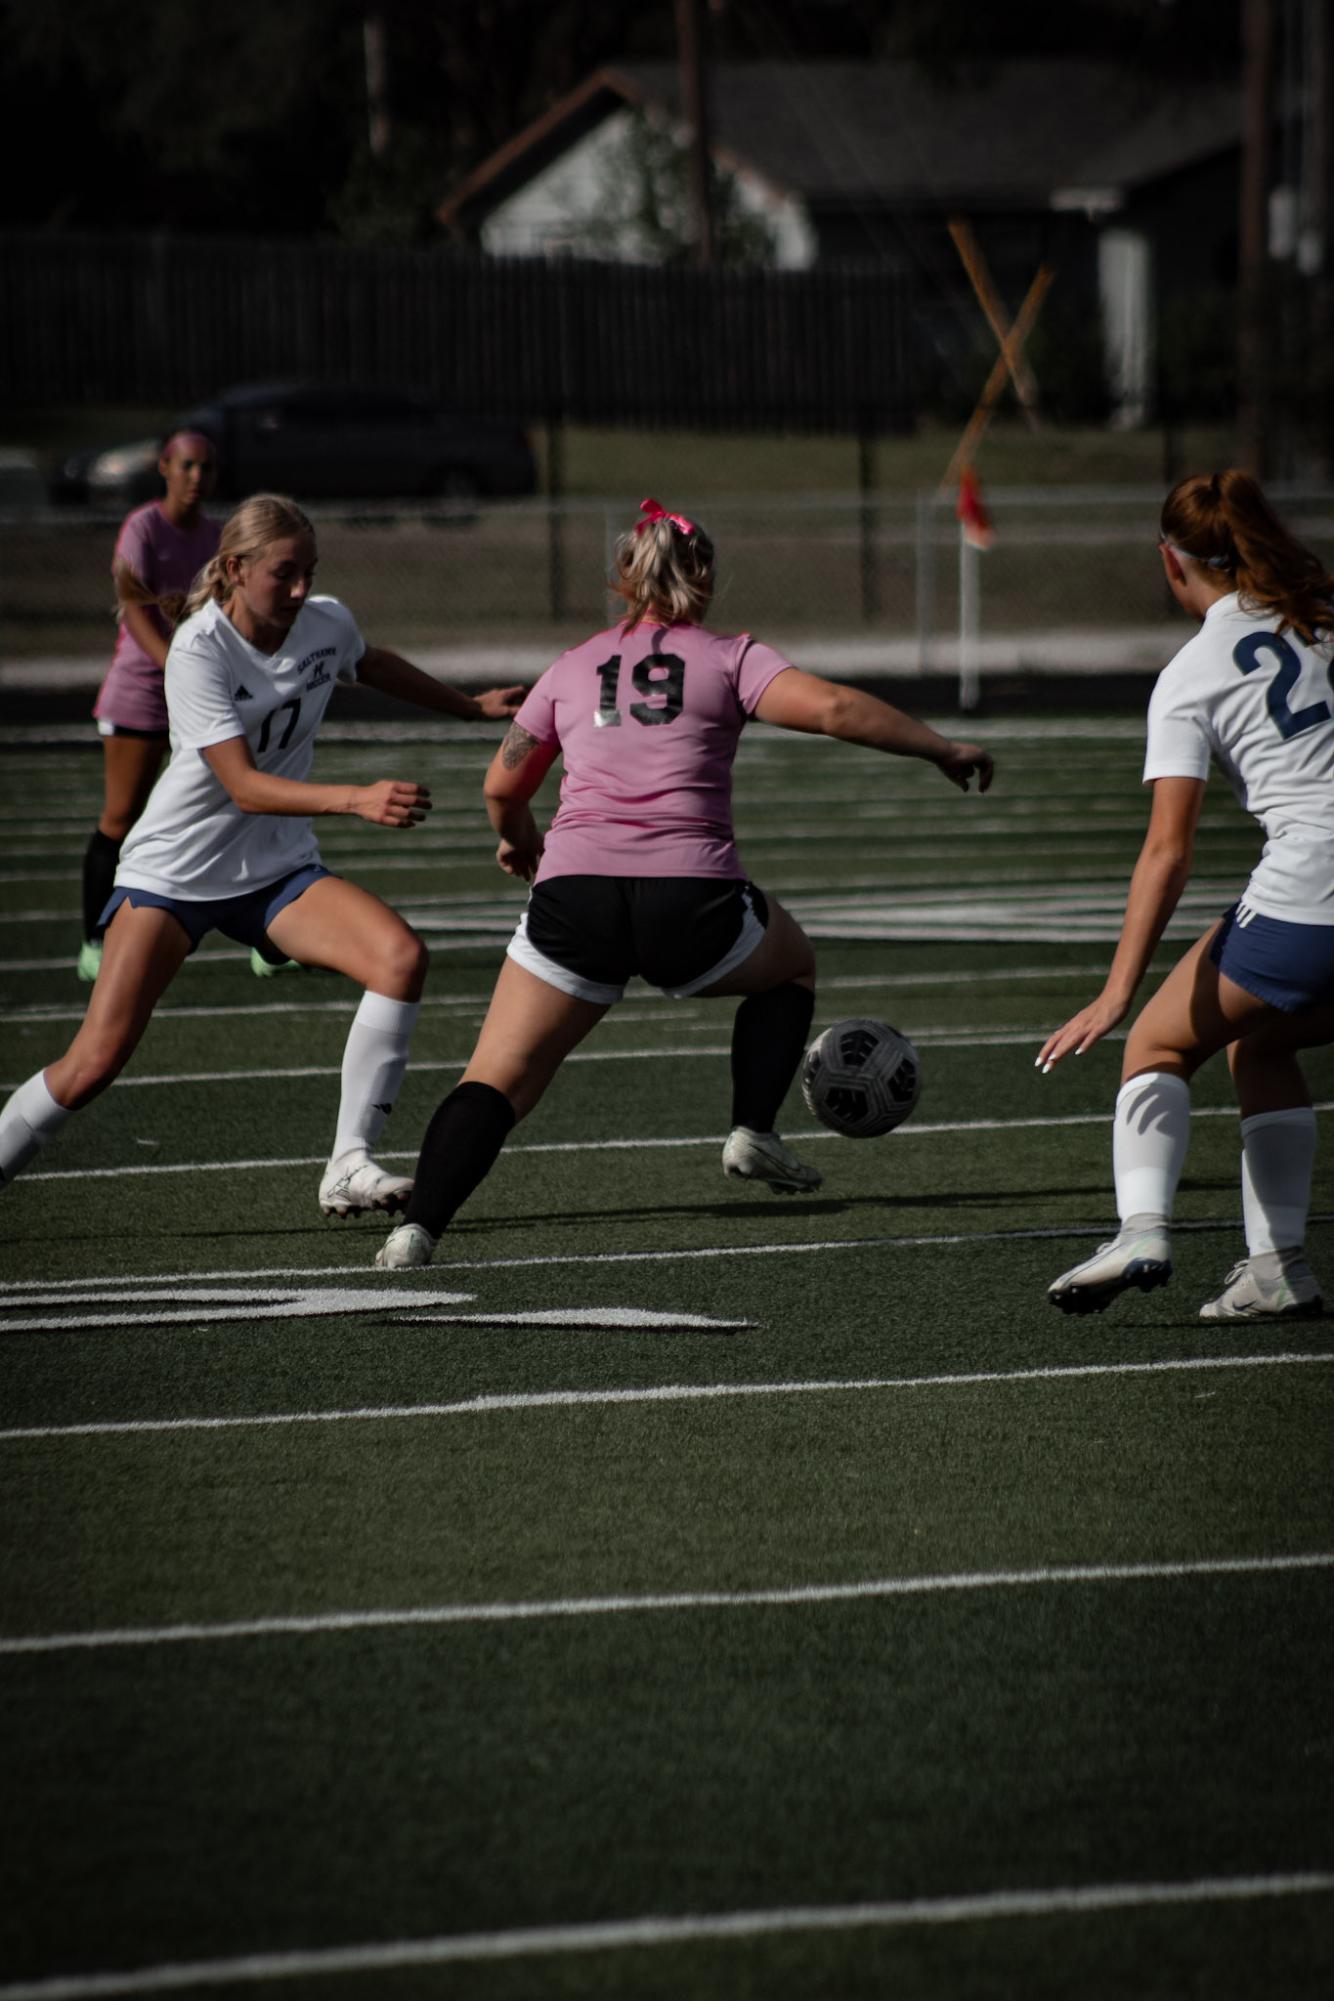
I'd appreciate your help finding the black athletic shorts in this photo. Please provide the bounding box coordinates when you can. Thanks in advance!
[509,875,770,1003]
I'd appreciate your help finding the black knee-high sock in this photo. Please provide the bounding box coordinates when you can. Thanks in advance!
[82,828,122,942]
[730,983,816,1133]
[404,1081,516,1237]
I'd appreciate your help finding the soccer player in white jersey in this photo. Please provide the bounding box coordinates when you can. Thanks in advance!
[1041,470,1334,1320]
[373,496,994,1268]
[0,493,522,1222]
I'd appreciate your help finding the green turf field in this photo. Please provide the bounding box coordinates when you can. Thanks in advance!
[1,712,1331,2000]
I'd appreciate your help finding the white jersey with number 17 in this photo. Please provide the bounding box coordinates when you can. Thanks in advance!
[116,595,365,901]
[1143,592,1334,925]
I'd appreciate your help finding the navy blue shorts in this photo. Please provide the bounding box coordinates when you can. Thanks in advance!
[100,864,333,960]
[1210,900,1334,1013]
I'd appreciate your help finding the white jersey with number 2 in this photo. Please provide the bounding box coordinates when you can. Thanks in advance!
[116,595,364,901]
[1143,591,1334,925]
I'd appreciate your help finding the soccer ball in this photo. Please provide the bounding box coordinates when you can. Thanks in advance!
[801,1018,921,1139]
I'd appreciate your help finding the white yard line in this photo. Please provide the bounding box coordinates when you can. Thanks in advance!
[3,1553,1332,1658]
[0,963,1126,1025]
[18,1101,1334,1183]
[0,1029,1125,1094]
[2,1349,1329,1445]
[0,1871,1329,1999]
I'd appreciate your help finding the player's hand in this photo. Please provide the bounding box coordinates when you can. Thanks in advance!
[353,780,431,828]
[1036,992,1127,1073]
[939,741,994,793]
[476,685,527,719]
[496,834,543,881]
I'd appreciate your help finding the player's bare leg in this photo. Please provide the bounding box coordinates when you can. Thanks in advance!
[270,876,430,1218]
[461,957,609,1119]
[1053,930,1331,1314]
[2,901,190,1188]
[377,960,609,1266]
[79,734,168,978]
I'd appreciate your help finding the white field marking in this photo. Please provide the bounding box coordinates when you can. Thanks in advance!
[0,877,1251,928]
[3,1553,1332,1660]
[0,1287,472,1335]
[0,1876,1331,2001]
[5,1212,1331,1300]
[3,1349,1330,1445]
[7,1214,1330,1311]
[22,1101,1333,1186]
[1,1298,747,1338]
[0,1029,1119,1095]
[0,963,1124,1027]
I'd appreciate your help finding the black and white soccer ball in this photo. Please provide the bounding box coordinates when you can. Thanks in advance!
[801,1018,921,1139]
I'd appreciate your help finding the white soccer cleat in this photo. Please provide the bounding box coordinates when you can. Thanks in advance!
[1198,1252,1323,1322]
[722,1126,823,1195]
[1048,1224,1172,1315]
[375,1222,437,1269]
[319,1155,414,1219]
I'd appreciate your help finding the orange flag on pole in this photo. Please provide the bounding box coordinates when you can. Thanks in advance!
[957,465,994,550]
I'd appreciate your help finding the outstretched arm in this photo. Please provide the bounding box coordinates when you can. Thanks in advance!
[203,735,431,827]
[1036,775,1205,1072]
[482,721,561,880]
[357,646,525,720]
[753,668,994,792]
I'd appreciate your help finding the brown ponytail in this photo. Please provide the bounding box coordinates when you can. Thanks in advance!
[1161,470,1334,642]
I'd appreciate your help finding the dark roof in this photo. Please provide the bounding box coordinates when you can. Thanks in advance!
[439,60,1240,229]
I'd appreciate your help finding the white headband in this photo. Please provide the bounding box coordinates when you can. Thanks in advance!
[1165,542,1233,572]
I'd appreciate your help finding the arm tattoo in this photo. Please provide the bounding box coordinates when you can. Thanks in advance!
[501,723,541,769]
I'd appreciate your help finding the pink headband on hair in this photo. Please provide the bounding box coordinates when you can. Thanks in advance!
[635,496,697,537]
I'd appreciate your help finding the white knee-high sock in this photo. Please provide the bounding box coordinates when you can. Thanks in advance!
[330,992,420,1165]
[1240,1107,1316,1254]
[0,1072,73,1183]
[1113,1071,1191,1226]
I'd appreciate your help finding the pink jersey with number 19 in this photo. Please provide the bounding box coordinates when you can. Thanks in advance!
[514,620,794,882]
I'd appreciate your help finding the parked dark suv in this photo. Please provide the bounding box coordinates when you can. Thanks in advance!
[51,381,537,507]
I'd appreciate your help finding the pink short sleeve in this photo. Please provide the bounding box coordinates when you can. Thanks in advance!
[515,664,561,745]
[113,505,156,584]
[734,637,795,714]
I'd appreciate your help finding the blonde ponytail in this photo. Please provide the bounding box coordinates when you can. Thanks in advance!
[180,493,315,623]
[612,498,715,629]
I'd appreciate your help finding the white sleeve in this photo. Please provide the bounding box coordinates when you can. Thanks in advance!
[164,635,248,751]
[326,599,367,685]
[1142,657,1212,784]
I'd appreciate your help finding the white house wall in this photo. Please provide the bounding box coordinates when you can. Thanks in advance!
[1098,227,1153,427]
[479,106,817,267]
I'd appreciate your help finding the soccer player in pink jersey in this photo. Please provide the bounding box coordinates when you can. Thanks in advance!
[79,430,221,982]
[375,497,994,1268]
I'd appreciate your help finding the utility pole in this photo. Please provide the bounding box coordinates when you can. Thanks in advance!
[676,0,714,266]
[364,13,391,161]
[1238,0,1273,475]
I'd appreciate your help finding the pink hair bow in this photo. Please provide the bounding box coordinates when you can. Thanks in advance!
[636,496,697,537]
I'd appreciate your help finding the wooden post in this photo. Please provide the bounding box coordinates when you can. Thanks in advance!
[1239,0,1274,476]
[546,416,566,624]
[858,424,878,623]
[676,0,714,266]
